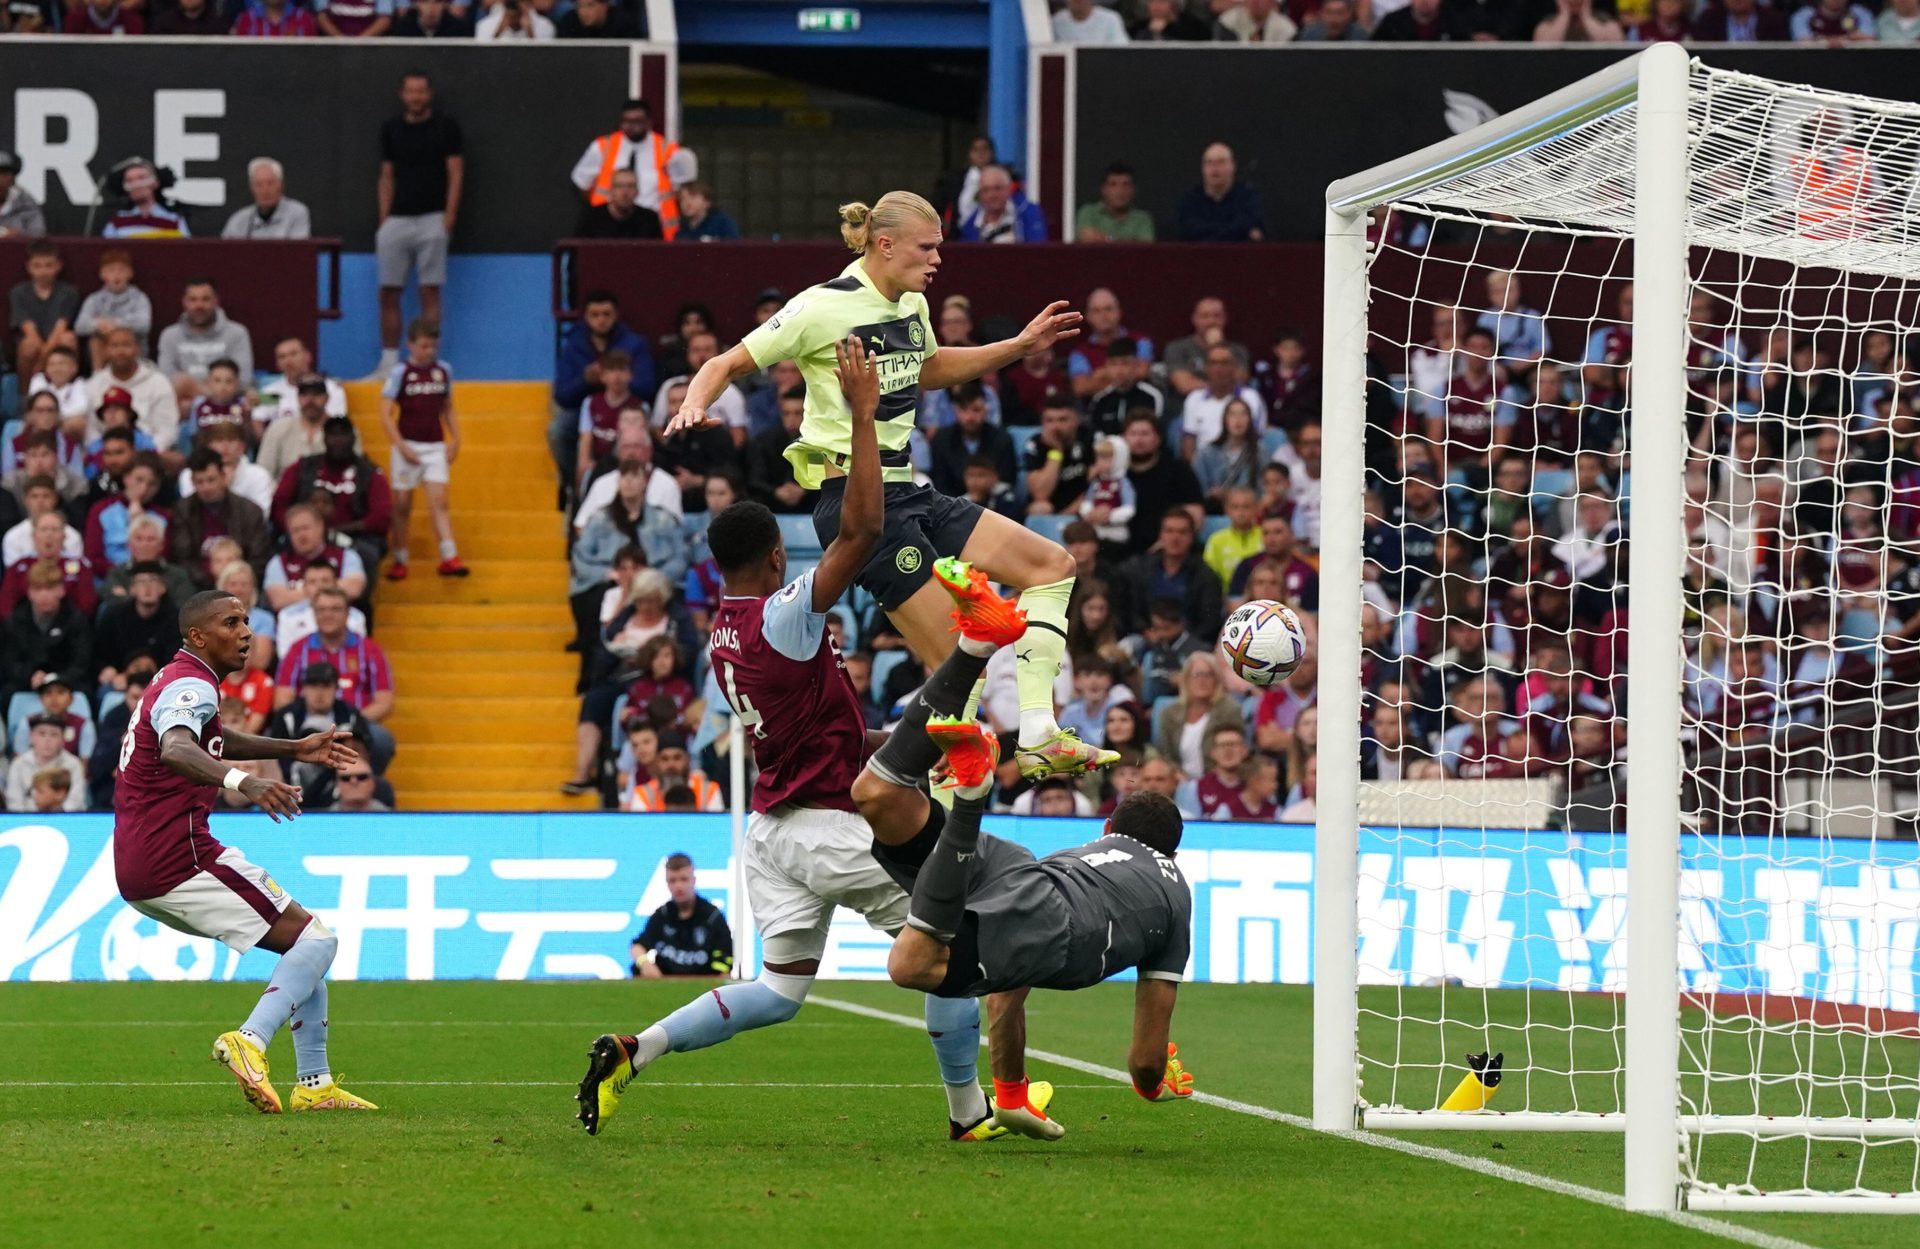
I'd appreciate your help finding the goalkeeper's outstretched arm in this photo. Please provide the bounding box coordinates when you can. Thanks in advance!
[1128,978,1186,1099]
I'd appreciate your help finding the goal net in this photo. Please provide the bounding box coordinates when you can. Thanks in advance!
[1317,44,1920,1214]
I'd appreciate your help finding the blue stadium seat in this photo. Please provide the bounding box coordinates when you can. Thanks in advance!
[1004,425,1039,454]
[777,513,822,558]
[1027,513,1070,545]
[871,649,909,700]
[1201,514,1232,542]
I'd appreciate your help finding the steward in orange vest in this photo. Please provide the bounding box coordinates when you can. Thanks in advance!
[570,98,694,239]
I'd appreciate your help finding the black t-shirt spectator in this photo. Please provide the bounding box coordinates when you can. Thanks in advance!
[575,203,664,240]
[1090,381,1166,438]
[1125,454,1204,552]
[930,423,1018,498]
[746,426,805,513]
[90,601,178,679]
[391,5,475,34]
[1021,431,1095,512]
[634,896,734,975]
[9,279,80,344]
[381,112,463,217]
[656,426,738,514]
[1175,183,1265,243]
[149,0,226,33]
[557,5,641,36]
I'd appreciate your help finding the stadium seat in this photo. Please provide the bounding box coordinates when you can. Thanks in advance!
[828,604,859,652]
[777,513,822,558]
[1201,514,1232,542]
[1027,513,1070,545]
[7,690,93,746]
[1004,425,1039,453]
[871,649,909,698]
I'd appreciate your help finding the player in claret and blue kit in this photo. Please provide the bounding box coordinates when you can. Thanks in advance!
[113,589,374,1113]
[576,337,1050,1142]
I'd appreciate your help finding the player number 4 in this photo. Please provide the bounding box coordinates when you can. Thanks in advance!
[719,661,766,740]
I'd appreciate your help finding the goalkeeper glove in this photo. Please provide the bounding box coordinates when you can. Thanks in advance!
[1137,1042,1194,1102]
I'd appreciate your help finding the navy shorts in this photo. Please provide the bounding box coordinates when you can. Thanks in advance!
[812,478,985,611]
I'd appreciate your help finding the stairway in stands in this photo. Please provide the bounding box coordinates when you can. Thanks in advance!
[343,380,594,812]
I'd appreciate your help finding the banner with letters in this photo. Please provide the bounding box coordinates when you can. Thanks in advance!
[3,813,1917,1006]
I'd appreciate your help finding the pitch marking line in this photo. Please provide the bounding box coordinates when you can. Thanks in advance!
[811,996,1822,1249]
[1,1080,1126,1090]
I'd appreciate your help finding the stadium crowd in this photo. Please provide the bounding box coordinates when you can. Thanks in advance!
[0,239,405,813]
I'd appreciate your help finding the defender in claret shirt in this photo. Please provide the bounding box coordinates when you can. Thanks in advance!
[113,589,373,1114]
[577,338,1047,1144]
[379,317,466,579]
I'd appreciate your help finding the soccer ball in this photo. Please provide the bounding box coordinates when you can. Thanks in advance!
[1218,600,1307,687]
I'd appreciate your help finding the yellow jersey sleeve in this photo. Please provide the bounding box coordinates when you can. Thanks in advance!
[742,293,829,370]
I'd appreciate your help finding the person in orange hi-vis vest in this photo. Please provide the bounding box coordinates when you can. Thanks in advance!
[626,730,725,811]
[570,98,698,240]
[1789,110,1875,242]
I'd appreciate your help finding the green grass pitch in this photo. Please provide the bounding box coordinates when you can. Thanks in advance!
[0,980,1910,1249]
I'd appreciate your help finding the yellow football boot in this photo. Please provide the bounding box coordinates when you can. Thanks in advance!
[576,1033,637,1136]
[290,1077,379,1111]
[211,1030,282,1114]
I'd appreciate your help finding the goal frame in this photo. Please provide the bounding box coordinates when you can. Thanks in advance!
[1313,43,1692,1214]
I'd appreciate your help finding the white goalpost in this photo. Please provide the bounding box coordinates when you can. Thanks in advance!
[1318,43,1920,1213]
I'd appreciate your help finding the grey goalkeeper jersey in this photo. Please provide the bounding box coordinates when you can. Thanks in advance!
[1031,834,1192,991]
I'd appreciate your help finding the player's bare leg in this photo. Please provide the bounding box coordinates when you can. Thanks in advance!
[214,901,376,1114]
[983,987,1058,1140]
[387,485,415,580]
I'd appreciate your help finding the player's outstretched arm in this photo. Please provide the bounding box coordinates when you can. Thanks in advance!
[986,988,1031,1083]
[222,725,359,770]
[158,726,306,822]
[1128,979,1192,1101]
[919,300,1083,391]
[667,343,759,438]
[810,336,882,612]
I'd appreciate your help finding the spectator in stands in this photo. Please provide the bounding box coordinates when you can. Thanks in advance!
[275,560,366,658]
[1234,509,1319,607]
[1058,654,1129,746]
[7,715,85,812]
[176,423,271,517]
[1075,162,1155,243]
[332,762,390,812]
[933,135,996,229]
[1122,412,1204,553]
[1278,757,1315,820]
[1477,269,1549,374]
[268,662,375,808]
[1001,343,1067,426]
[1052,0,1127,42]
[172,449,271,586]
[104,515,195,606]
[958,164,1048,243]
[1193,398,1279,509]
[82,449,158,570]
[69,0,144,34]
[1372,0,1469,38]
[961,454,1022,522]
[1182,350,1270,461]
[675,181,740,242]
[1131,0,1211,39]
[570,98,697,240]
[5,432,83,510]
[374,72,463,377]
[10,241,80,384]
[1022,394,1094,516]
[552,291,652,487]
[157,280,253,406]
[75,249,151,367]
[271,417,387,573]
[1119,509,1222,638]
[653,332,748,448]
[87,332,181,457]
[1880,0,1920,41]
[257,337,346,425]
[1216,0,1297,40]
[231,0,317,35]
[1297,0,1368,39]
[1793,0,1875,41]
[1532,0,1623,39]
[654,303,711,381]
[576,413,682,526]
[630,732,723,812]
[5,391,75,477]
[1077,436,1136,548]
[221,157,312,239]
[574,168,663,241]
[745,387,809,512]
[928,381,1017,499]
[89,664,151,809]
[572,456,686,595]
[1627,0,1691,40]
[2,476,80,564]
[1202,487,1262,589]
[2,561,91,704]
[1153,652,1244,778]
[151,0,226,33]
[937,294,979,350]
[1176,143,1265,243]
[1691,0,1789,40]
[392,0,474,34]
[26,347,87,440]
[11,670,90,759]
[573,349,638,488]
[559,0,641,36]
[1,512,94,619]
[275,586,395,763]
[315,0,393,35]
[0,151,46,238]
[1069,289,1153,401]
[178,358,250,448]
[1163,297,1245,402]
[1253,330,1320,435]
[477,0,554,37]
[266,501,367,607]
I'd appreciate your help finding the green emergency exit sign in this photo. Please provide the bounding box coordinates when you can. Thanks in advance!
[797,7,861,32]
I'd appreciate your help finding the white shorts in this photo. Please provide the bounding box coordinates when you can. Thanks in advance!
[125,846,294,954]
[743,805,909,952]
[390,440,449,490]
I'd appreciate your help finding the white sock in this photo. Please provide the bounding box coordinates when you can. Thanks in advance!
[957,634,994,659]
[299,1071,331,1089]
[393,548,410,565]
[632,1024,671,1071]
[376,348,399,371]
[239,1028,267,1051]
[1018,708,1058,744]
[439,538,458,560]
[945,1080,988,1124]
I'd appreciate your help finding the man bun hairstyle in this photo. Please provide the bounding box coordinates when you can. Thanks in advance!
[839,191,939,255]
[1109,790,1185,857]
[706,500,781,575]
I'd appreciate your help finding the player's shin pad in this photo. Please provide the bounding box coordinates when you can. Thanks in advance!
[905,795,984,942]
[868,644,994,787]
[1014,578,1073,723]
